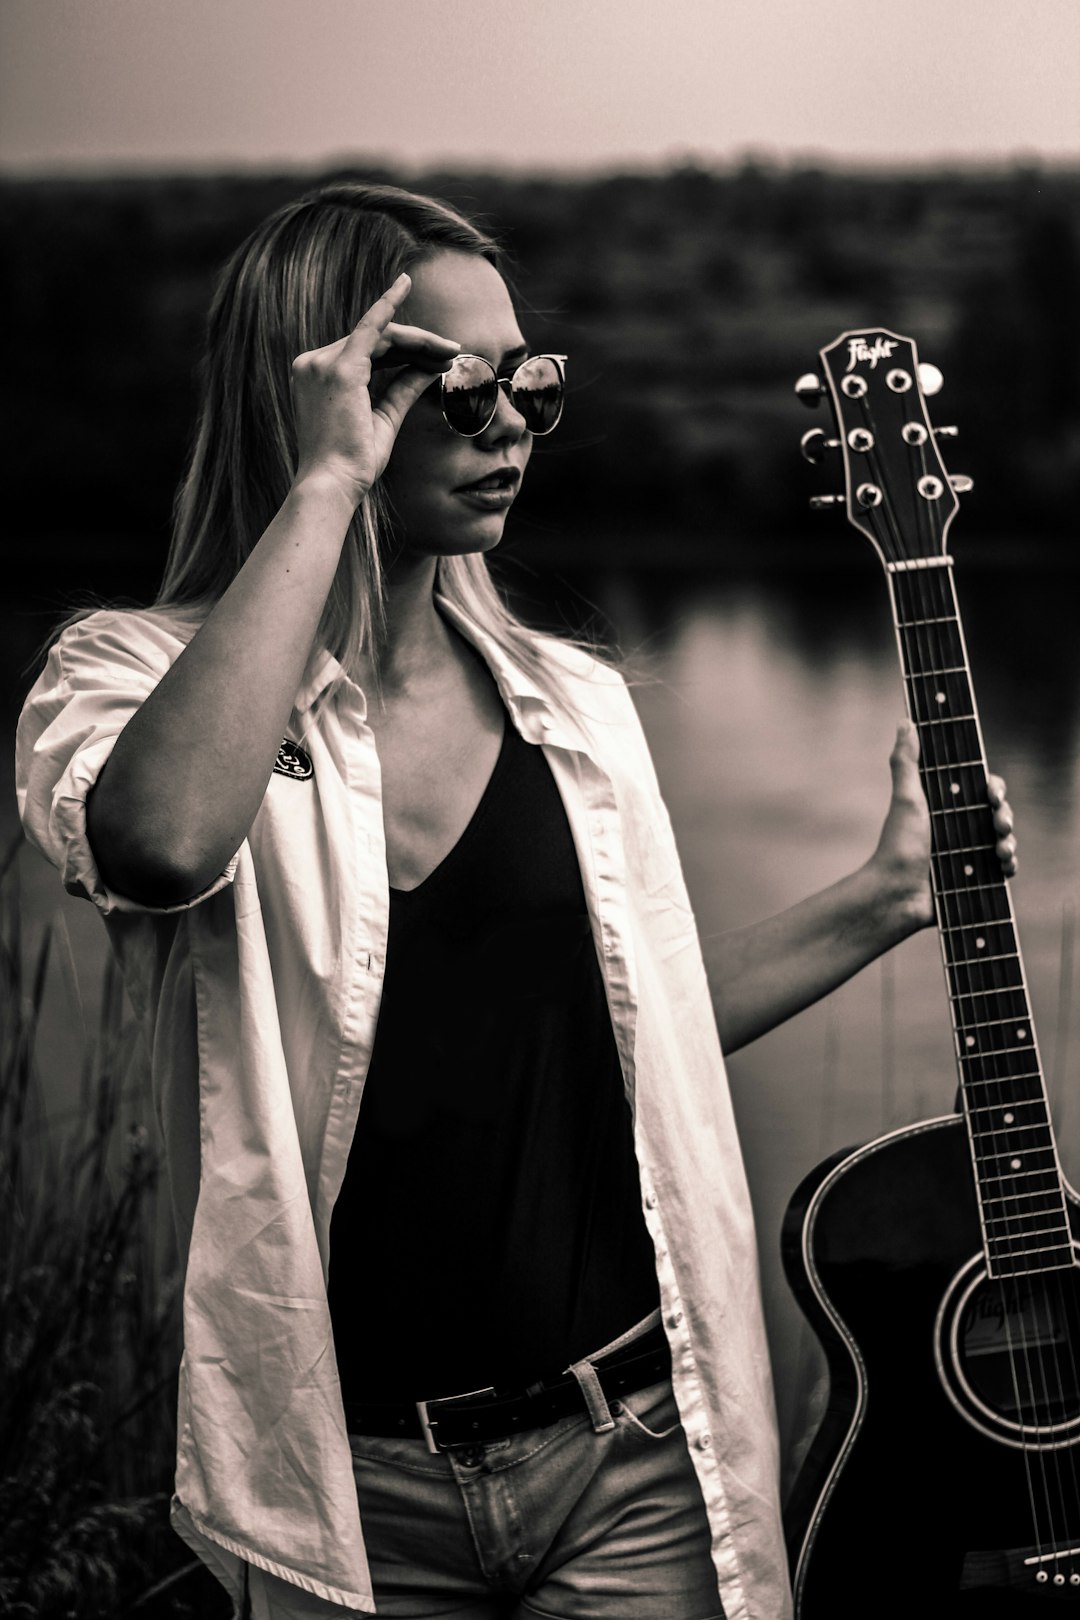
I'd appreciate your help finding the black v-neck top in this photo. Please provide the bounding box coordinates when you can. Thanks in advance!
[327,716,660,1400]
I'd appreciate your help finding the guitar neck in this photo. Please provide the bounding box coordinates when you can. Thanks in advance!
[887,563,1072,1276]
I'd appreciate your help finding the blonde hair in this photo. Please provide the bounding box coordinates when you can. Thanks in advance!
[158,180,586,695]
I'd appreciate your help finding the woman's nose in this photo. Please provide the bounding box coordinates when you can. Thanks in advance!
[480,379,528,444]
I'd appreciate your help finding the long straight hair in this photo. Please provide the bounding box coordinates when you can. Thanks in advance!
[158,181,580,695]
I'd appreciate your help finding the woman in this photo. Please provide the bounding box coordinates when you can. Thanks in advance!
[17,183,1016,1620]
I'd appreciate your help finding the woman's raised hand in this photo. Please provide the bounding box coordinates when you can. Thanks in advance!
[290,272,459,511]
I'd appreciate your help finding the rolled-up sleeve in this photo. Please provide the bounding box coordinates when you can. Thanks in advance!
[15,609,239,916]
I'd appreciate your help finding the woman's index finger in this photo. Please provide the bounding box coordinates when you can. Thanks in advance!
[346,273,413,344]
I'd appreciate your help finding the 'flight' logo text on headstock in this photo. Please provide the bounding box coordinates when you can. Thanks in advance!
[846,336,898,371]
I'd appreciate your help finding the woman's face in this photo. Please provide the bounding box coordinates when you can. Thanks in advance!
[381,250,534,560]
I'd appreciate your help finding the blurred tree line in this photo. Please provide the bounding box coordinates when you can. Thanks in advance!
[4,160,1078,590]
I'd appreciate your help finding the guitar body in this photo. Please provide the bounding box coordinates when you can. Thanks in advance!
[783,1115,1080,1617]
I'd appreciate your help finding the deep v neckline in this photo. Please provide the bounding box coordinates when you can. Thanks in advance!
[388,713,512,899]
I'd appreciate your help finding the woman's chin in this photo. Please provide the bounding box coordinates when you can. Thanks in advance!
[402,516,510,562]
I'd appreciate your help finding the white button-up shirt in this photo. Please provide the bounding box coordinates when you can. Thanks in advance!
[16,599,790,1620]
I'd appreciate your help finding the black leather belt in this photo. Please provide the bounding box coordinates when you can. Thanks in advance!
[343,1322,671,1453]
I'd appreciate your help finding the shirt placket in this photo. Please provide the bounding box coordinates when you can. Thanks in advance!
[312,683,391,1261]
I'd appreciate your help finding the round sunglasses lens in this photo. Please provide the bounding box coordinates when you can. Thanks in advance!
[511,356,564,434]
[442,355,497,435]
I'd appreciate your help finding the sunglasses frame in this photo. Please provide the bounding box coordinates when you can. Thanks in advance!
[439,353,567,438]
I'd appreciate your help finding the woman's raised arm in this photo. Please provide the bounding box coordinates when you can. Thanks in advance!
[87,274,458,906]
[711,722,1018,1054]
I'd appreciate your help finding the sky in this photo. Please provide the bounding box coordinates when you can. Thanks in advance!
[2,0,1078,176]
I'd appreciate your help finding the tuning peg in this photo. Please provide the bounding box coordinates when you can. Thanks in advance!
[800,428,841,464]
[933,425,959,439]
[809,494,845,511]
[918,362,944,396]
[948,474,974,493]
[795,372,827,408]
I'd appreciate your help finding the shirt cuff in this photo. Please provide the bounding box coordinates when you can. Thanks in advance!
[49,733,239,916]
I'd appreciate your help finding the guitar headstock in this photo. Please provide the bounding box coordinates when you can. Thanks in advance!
[797,328,971,568]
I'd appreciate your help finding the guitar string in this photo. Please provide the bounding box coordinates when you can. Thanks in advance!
[856,394,1051,1563]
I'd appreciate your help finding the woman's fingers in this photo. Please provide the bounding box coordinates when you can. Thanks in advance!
[986,772,1018,875]
[346,271,414,345]
[345,274,460,368]
[373,365,444,435]
[370,321,461,371]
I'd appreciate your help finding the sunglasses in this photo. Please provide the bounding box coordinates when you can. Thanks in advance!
[439,353,567,437]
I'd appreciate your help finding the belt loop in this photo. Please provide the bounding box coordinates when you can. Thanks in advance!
[569,1356,616,1433]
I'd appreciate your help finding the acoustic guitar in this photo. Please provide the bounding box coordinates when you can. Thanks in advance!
[781,329,1080,1616]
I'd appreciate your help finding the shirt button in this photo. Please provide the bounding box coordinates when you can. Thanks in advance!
[668,1310,683,1328]
[540,715,553,731]
[644,1190,658,1210]
[696,1432,713,1451]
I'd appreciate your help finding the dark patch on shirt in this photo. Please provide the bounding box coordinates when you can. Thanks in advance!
[273,739,313,781]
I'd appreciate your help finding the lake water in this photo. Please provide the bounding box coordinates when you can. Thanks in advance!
[5,550,1079,1473]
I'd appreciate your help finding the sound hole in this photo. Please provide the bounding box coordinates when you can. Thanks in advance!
[952,1266,1080,1437]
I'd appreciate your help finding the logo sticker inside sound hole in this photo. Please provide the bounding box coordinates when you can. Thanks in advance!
[273,739,313,781]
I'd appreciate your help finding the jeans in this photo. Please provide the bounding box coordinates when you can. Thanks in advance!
[347,1338,724,1619]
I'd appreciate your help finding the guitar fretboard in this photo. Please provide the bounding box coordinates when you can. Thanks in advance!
[889,565,1071,1278]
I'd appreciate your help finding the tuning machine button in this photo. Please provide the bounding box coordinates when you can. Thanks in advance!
[934,425,959,439]
[809,494,845,511]
[918,362,944,396]
[795,373,827,408]
[949,474,974,493]
[800,428,840,464]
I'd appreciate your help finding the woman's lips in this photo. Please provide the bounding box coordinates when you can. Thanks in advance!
[455,468,520,493]
[454,468,520,509]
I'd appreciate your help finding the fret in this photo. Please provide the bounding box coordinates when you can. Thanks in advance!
[913,713,978,729]
[950,987,1032,1021]
[961,1068,1045,1100]
[895,614,959,629]
[966,1097,1046,1119]
[986,1251,1075,1279]
[911,720,984,772]
[937,881,1005,898]
[971,1122,1054,1142]
[937,888,1014,933]
[920,760,984,774]
[978,1172,1060,1198]
[950,952,1020,970]
[976,1149,1058,1175]
[983,1211,1070,1236]
[980,1188,1065,1211]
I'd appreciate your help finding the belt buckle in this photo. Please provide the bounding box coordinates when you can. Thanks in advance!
[415,1385,497,1455]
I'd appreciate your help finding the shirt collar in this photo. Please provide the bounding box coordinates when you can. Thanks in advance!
[291,597,590,746]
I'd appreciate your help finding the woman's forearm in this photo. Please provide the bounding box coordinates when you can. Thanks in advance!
[712,858,927,1055]
[87,475,355,905]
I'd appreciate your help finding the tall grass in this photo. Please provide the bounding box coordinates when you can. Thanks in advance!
[0,843,226,1619]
